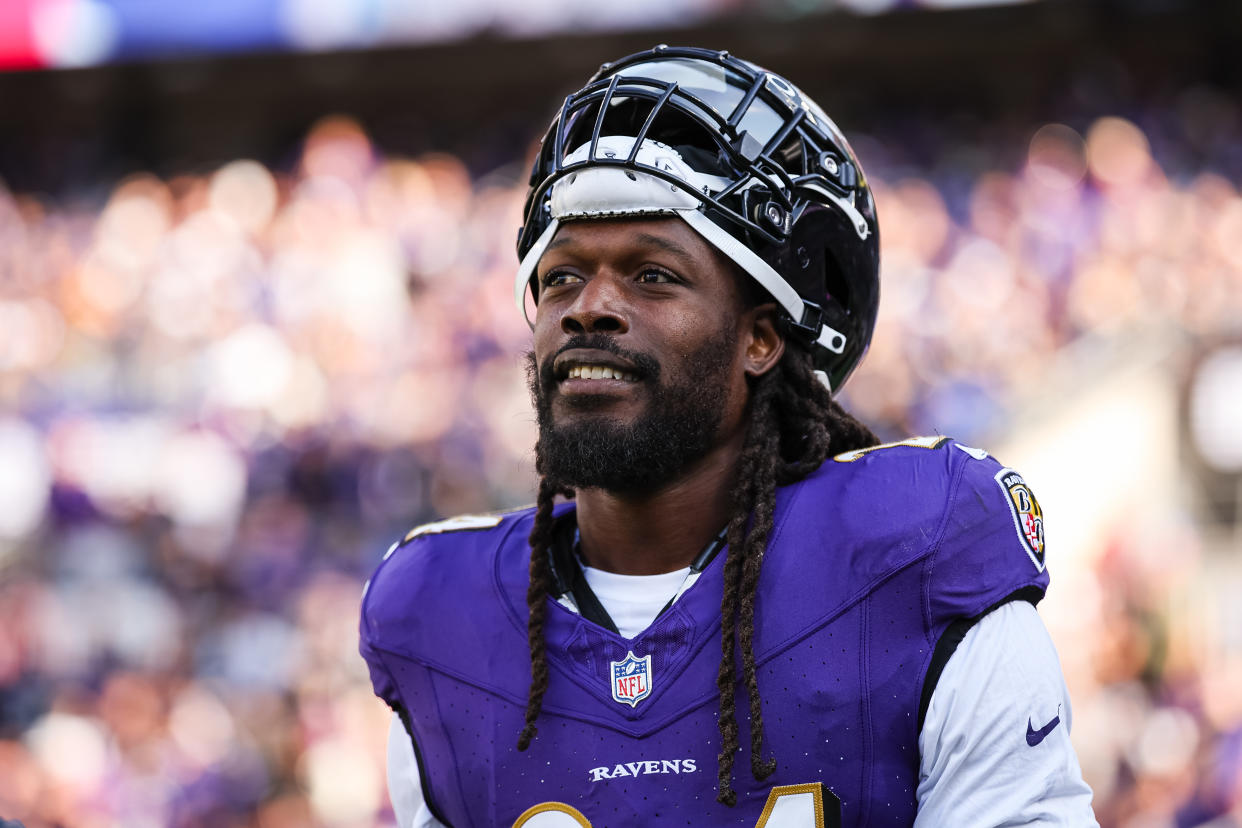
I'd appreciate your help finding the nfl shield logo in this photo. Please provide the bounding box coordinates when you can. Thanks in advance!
[610,651,653,708]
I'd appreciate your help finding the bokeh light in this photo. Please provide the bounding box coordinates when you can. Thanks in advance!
[0,40,1240,828]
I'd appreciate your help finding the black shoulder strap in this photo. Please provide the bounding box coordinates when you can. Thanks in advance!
[917,585,1045,731]
[548,514,621,634]
[546,517,727,636]
[396,703,454,827]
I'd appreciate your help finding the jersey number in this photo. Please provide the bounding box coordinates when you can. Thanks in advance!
[832,434,948,463]
[512,783,841,828]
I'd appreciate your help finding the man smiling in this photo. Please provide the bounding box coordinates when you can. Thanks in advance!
[360,46,1097,827]
[529,220,762,518]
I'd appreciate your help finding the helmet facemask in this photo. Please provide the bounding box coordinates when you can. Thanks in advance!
[516,47,880,392]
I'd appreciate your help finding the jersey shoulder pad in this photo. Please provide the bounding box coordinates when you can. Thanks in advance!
[929,443,1050,626]
[784,436,964,580]
[363,506,534,641]
[781,437,1048,636]
[818,436,967,534]
[360,504,538,705]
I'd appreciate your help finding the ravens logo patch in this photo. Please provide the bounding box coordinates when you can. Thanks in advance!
[995,468,1045,571]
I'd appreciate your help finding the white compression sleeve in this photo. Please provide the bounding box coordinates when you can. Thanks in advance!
[915,601,1098,827]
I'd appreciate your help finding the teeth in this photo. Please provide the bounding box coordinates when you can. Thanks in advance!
[566,364,636,382]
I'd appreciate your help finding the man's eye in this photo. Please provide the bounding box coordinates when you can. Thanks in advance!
[542,271,580,288]
[637,268,677,284]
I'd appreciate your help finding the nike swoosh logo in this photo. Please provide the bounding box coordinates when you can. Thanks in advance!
[1026,713,1061,746]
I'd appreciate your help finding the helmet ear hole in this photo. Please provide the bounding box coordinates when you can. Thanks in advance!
[782,209,850,316]
[820,252,851,320]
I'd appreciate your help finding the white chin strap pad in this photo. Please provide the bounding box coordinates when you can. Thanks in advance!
[514,136,848,372]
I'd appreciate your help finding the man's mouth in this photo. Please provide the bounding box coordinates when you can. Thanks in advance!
[562,362,639,382]
[553,347,645,386]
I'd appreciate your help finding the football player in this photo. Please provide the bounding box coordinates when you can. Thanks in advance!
[361,46,1098,826]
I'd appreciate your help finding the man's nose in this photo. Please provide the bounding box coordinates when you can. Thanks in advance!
[560,276,629,335]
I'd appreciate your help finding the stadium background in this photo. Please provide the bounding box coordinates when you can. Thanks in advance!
[1,0,1241,825]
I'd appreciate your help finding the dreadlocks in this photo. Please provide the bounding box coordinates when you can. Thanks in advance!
[516,340,880,804]
[516,474,561,752]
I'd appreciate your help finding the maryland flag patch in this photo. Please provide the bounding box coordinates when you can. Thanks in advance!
[995,469,1046,571]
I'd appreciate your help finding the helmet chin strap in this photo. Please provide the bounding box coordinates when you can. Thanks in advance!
[676,210,846,356]
[515,218,560,320]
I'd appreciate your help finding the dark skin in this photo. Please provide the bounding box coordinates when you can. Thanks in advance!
[532,217,785,576]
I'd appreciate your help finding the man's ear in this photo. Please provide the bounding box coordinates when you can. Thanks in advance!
[742,303,786,378]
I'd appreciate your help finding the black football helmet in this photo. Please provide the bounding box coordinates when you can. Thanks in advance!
[514,45,880,392]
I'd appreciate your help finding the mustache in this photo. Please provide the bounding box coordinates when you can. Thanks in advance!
[539,334,662,389]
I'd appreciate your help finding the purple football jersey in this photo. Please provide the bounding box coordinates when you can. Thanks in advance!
[360,438,1050,827]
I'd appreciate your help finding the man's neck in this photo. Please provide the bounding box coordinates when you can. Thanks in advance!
[573,437,742,576]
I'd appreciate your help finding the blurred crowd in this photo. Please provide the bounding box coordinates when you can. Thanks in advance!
[0,82,1240,826]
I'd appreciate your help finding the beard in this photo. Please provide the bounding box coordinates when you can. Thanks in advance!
[527,330,736,495]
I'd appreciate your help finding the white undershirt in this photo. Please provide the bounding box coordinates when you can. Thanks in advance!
[580,563,694,638]
[386,572,1098,827]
